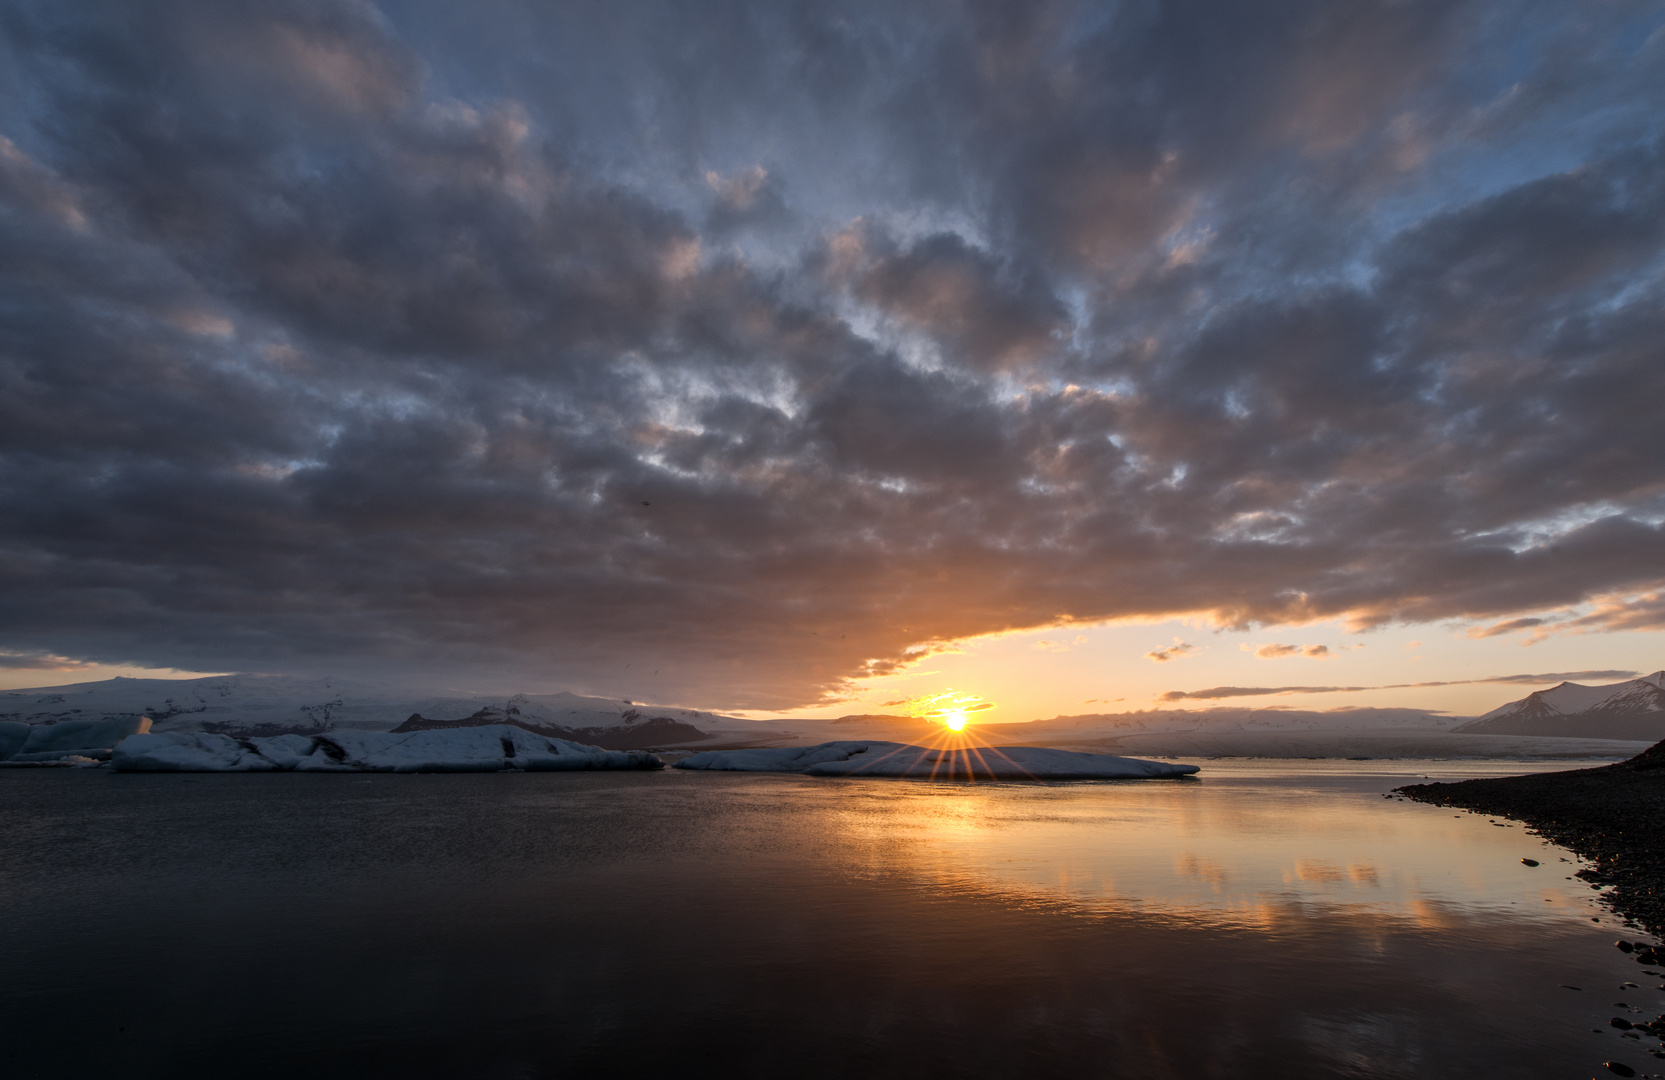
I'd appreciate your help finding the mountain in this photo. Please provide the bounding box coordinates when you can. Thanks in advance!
[389,706,712,750]
[1452,671,1665,739]
[0,674,740,745]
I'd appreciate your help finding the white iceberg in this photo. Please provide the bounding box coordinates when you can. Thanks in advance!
[111,725,663,773]
[674,740,1199,780]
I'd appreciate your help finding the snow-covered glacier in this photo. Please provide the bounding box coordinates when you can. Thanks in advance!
[0,673,738,744]
[674,741,1199,780]
[111,725,663,773]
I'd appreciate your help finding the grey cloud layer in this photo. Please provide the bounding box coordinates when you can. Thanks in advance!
[1,0,1662,707]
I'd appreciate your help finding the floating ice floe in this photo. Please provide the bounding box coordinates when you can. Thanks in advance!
[674,740,1199,780]
[111,725,663,773]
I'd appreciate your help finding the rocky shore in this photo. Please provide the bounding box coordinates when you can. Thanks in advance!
[1397,740,1665,938]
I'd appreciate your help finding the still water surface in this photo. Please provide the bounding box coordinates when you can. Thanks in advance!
[2,760,1658,1078]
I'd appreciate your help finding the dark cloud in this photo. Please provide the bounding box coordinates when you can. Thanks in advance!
[1161,671,1644,701]
[704,166,792,236]
[1,0,1662,708]
[848,229,1068,372]
[0,651,100,671]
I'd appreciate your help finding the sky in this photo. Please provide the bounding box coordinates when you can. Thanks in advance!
[0,0,1662,719]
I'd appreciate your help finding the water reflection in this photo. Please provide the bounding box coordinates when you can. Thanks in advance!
[0,759,1650,1080]
[812,761,1595,931]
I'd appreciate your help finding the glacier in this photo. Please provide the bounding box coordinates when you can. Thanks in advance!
[674,741,1199,780]
[111,725,663,773]
[0,673,740,742]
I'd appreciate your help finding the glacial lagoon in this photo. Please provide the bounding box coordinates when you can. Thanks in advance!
[2,759,1658,1078]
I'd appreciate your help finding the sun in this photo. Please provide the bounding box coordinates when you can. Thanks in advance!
[906,689,993,732]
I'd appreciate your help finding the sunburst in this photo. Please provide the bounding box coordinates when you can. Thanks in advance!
[827,695,1034,781]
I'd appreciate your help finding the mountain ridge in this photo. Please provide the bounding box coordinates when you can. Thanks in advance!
[1453,670,1665,739]
[0,674,739,742]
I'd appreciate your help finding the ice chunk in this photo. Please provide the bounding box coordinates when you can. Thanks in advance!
[111,732,277,772]
[675,741,1199,780]
[111,725,662,773]
[252,733,320,769]
[673,741,889,773]
[0,721,29,761]
[9,716,152,762]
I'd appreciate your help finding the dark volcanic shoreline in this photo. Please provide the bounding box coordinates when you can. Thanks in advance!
[1397,740,1665,938]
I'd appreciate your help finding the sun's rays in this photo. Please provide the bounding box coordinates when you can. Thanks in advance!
[833,710,1037,782]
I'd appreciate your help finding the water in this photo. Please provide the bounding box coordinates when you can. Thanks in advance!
[2,760,1659,1078]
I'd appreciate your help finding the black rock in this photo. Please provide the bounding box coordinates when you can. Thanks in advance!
[1522,858,1540,866]
[1618,941,1637,953]
[1612,1018,1635,1030]
[1604,1061,1636,1077]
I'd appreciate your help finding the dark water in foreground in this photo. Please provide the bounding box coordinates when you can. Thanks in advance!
[2,760,1659,1079]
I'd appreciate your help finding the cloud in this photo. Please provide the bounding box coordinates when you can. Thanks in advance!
[850,231,1068,372]
[1555,584,1665,635]
[1160,670,1642,701]
[0,651,102,672]
[705,165,790,234]
[1145,640,1198,663]
[1461,581,1665,643]
[0,1,1661,708]
[1248,643,1332,659]
[1465,615,1554,641]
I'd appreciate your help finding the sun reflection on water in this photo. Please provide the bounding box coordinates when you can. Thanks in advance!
[814,761,1602,933]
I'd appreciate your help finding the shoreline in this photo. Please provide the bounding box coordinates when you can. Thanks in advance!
[1397,740,1665,939]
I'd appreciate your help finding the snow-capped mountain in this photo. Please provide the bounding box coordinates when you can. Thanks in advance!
[1453,671,1665,739]
[0,674,742,745]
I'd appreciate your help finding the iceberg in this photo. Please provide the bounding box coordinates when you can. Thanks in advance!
[674,740,1199,780]
[0,721,28,761]
[0,716,152,764]
[111,725,663,773]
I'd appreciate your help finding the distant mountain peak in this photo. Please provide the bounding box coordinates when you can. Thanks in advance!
[1454,671,1665,739]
